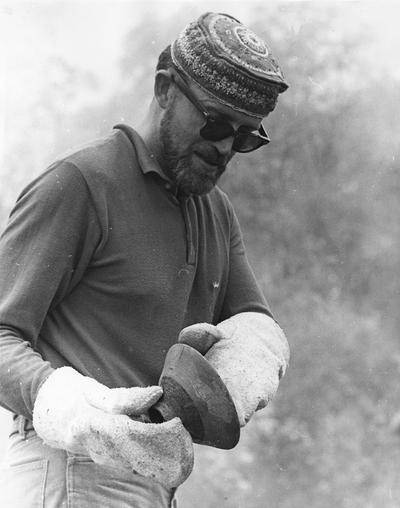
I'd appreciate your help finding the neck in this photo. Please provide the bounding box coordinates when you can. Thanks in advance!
[135,106,166,173]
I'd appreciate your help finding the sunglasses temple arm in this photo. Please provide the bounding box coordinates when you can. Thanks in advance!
[259,123,270,142]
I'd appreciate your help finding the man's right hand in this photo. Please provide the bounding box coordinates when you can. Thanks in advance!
[32,367,194,488]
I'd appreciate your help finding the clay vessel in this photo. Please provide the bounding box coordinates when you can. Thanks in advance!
[149,343,240,449]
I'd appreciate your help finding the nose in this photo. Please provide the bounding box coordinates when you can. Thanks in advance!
[213,136,234,156]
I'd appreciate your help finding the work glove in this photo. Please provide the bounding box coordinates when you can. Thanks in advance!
[179,312,289,427]
[32,367,194,488]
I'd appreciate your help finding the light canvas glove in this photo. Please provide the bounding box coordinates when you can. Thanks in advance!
[179,312,289,426]
[32,367,194,488]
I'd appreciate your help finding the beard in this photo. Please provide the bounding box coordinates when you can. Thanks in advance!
[160,110,230,196]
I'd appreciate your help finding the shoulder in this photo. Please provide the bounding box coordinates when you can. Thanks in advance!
[16,160,90,209]
[24,129,139,215]
[56,129,136,183]
[14,132,130,227]
[18,130,132,197]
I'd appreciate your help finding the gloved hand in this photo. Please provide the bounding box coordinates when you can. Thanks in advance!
[179,312,289,427]
[32,367,194,488]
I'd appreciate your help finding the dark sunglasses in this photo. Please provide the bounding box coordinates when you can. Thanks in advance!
[171,69,270,153]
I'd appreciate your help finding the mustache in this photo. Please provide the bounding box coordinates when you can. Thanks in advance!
[194,148,231,167]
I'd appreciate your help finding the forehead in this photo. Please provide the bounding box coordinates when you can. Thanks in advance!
[188,80,264,130]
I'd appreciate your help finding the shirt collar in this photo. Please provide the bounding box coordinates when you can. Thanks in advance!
[113,124,168,177]
[114,124,182,198]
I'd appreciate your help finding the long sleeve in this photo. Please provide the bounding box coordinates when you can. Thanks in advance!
[0,162,101,418]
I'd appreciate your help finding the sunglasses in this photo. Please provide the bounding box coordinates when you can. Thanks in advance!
[171,69,270,153]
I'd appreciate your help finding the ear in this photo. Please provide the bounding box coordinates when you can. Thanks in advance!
[154,70,174,109]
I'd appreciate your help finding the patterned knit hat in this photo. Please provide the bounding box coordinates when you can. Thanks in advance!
[171,12,288,118]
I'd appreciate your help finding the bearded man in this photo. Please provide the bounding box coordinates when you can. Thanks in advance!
[0,12,289,508]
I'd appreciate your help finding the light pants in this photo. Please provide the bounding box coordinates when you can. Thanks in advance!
[0,425,177,508]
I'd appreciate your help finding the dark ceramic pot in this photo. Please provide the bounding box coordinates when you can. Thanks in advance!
[149,343,240,449]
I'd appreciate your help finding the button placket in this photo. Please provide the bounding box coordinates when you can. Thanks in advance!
[180,196,197,265]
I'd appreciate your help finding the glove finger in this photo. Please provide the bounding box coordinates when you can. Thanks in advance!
[125,416,194,487]
[112,386,164,415]
[87,415,194,488]
[85,383,163,415]
[178,323,223,355]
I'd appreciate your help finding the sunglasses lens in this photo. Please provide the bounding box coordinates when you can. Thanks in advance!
[233,133,266,153]
[200,119,234,142]
[201,124,268,152]
[199,114,270,153]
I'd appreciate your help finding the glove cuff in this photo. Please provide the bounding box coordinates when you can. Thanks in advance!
[32,367,88,451]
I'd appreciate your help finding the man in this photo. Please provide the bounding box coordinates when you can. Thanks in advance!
[0,12,289,508]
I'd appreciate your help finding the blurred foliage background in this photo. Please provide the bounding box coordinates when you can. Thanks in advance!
[1,1,400,506]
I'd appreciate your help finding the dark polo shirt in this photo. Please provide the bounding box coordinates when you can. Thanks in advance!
[0,126,271,419]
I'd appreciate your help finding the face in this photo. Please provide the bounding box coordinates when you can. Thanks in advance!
[159,77,262,196]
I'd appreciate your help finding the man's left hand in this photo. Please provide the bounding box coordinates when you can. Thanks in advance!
[179,312,290,426]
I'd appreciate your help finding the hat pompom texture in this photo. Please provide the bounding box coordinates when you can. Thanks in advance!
[171,12,288,118]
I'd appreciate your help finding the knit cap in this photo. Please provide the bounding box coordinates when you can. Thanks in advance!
[171,12,288,118]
